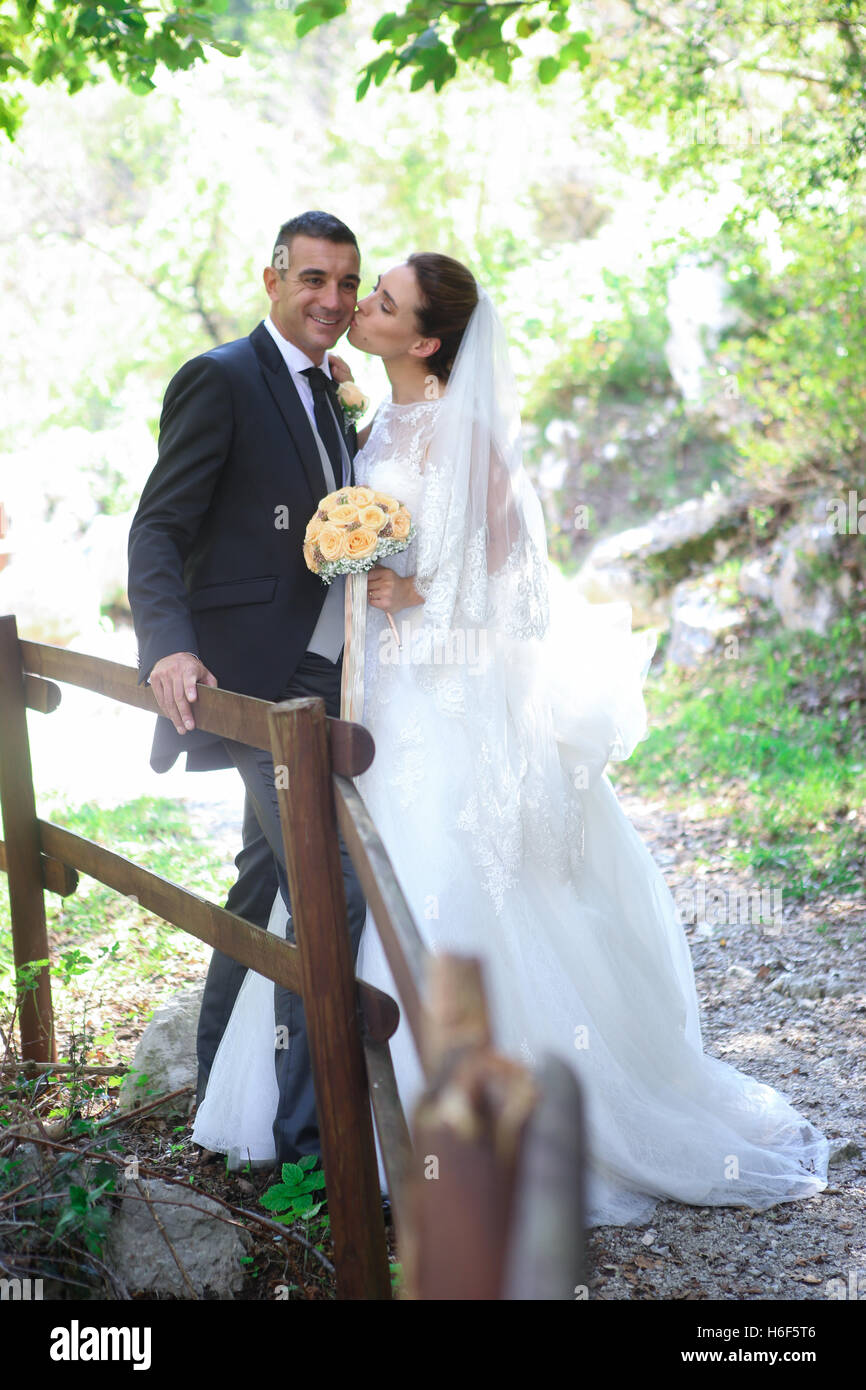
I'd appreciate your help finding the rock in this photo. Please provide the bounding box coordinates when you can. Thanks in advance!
[106,1176,251,1297]
[118,988,203,1121]
[829,1140,862,1165]
[667,574,747,667]
[768,502,853,635]
[575,488,748,626]
[738,556,775,603]
[726,964,756,985]
[770,970,847,1001]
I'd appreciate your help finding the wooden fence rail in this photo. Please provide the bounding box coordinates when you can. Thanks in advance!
[0,614,585,1299]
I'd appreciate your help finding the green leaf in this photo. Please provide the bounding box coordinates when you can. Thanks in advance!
[259,1183,297,1211]
[298,1154,319,1170]
[372,12,399,41]
[538,56,560,84]
[297,1172,327,1193]
[560,31,591,68]
[281,1161,304,1186]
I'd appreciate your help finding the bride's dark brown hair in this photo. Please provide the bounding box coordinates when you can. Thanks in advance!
[407,253,479,383]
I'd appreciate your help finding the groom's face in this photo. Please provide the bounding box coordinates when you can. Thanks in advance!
[264,235,360,362]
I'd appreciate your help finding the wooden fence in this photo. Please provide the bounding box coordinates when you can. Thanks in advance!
[0,613,585,1299]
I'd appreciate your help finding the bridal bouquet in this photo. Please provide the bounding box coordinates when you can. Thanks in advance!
[303,486,416,723]
[303,486,415,582]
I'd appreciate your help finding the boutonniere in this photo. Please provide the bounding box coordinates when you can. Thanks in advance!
[335,380,369,425]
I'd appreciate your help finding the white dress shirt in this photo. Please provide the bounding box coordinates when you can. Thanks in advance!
[263,314,349,485]
[263,314,348,663]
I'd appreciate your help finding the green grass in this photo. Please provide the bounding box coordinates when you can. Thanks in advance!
[615,612,866,901]
[0,796,236,1062]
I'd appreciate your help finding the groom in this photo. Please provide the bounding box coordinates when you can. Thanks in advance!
[127,210,367,1164]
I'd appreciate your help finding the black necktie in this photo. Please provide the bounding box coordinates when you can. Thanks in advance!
[302,367,345,487]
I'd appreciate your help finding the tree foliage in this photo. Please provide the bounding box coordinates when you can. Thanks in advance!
[294,0,591,95]
[290,0,866,195]
[0,0,239,138]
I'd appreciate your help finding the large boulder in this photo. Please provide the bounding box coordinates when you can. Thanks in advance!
[575,488,749,627]
[118,988,203,1121]
[106,1177,252,1298]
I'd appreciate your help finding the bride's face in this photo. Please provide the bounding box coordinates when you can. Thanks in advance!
[348,263,434,362]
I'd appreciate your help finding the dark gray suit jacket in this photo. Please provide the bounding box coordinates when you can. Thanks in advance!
[127,321,356,772]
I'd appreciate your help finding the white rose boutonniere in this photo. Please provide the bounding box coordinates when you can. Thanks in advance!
[336,380,370,425]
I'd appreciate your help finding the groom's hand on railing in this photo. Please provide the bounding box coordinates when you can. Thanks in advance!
[148,652,218,734]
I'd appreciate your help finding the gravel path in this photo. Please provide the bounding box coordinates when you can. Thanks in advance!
[587,785,865,1302]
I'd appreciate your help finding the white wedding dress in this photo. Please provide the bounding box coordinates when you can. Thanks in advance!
[194,293,830,1224]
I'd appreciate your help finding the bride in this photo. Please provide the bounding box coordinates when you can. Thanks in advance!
[193,253,830,1227]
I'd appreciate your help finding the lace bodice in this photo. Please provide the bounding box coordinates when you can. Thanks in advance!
[355,399,438,517]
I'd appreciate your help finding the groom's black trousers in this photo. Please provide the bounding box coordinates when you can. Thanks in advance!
[195,651,366,1164]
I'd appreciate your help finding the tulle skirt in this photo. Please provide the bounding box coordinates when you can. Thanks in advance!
[193,576,830,1224]
[355,767,829,1226]
[191,912,283,1169]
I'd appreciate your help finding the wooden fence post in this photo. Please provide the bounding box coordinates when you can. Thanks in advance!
[269,697,391,1301]
[406,955,538,1300]
[0,615,55,1060]
[501,1054,586,1300]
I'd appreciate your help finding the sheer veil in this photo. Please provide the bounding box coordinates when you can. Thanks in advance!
[406,287,656,909]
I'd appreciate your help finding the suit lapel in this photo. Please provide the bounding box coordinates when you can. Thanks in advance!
[250,322,327,506]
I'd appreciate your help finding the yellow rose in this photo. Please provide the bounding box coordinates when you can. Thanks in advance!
[318,491,344,512]
[390,507,411,540]
[359,504,387,531]
[305,515,323,543]
[329,503,360,527]
[317,524,345,562]
[373,492,400,514]
[348,486,375,508]
[344,527,379,560]
[303,540,318,573]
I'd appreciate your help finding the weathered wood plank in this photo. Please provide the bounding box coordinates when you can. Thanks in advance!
[24,674,61,714]
[18,640,374,775]
[334,774,429,1054]
[0,617,55,1061]
[37,819,396,1040]
[501,1054,587,1301]
[0,838,78,897]
[362,1036,413,1239]
[270,697,391,1301]
[39,819,304,993]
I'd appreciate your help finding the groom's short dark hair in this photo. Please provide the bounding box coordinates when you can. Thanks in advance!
[272,212,359,274]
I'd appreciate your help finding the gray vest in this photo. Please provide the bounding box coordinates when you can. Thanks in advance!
[306,394,352,663]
